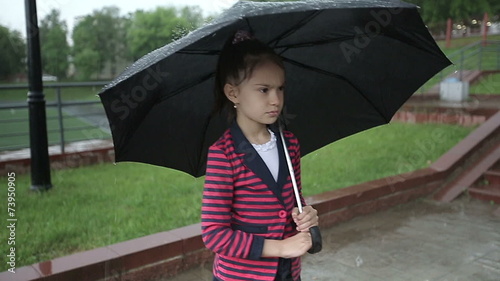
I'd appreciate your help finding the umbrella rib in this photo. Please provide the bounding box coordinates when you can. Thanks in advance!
[267,10,323,48]
[176,50,220,55]
[282,57,389,123]
[276,35,356,50]
[161,72,215,101]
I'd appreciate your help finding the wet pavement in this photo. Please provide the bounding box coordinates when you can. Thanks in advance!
[166,196,500,281]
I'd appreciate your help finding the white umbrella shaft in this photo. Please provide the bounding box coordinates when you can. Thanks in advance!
[279,126,303,214]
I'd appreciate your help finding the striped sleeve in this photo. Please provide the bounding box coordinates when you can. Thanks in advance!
[201,145,264,260]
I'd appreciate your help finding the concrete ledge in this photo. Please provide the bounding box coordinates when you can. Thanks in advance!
[0,140,114,175]
[431,111,500,172]
[1,109,498,281]
[307,168,446,228]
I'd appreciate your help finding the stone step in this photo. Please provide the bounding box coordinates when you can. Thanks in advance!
[434,143,500,202]
[484,170,500,186]
[468,186,500,204]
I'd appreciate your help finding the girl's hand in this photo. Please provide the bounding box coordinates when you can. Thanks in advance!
[292,205,318,232]
[280,232,312,258]
[262,232,312,258]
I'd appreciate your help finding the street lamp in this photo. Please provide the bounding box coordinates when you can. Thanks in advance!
[25,0,52,191]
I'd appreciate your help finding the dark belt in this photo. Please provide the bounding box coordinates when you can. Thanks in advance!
[275,258,294,281]
[212,258,300,281]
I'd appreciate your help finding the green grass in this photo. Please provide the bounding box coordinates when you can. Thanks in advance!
[0,108,110,150]
[301,122,473,193]
[470,73,500,94]
[0,122,474,270]
[0,85,102,102]
[436,34,500,51]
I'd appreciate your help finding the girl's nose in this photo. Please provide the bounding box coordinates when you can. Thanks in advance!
[270,90,281,105]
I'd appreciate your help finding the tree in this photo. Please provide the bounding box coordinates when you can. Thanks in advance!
[126,6,204,59]
[73,48,100,79]
[72,6,128,80]
[40,9,70,79]
[0,25,26,81]
[405,0,492,26]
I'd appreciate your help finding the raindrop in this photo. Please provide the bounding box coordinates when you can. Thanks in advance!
[355,255,363,267]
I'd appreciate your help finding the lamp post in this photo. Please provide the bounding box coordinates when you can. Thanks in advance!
[25,0,52,191]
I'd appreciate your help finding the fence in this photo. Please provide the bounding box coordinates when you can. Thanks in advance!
[417,40,500,93]
[0,82,110,153]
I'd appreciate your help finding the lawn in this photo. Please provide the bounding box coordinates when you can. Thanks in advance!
[436,34,500,51]
[0,122,474,271]
[0,84,104,102]
[0,107,110,150]
[470,73,500,94]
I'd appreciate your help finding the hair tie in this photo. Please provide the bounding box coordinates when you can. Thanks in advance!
[232,30,254,45]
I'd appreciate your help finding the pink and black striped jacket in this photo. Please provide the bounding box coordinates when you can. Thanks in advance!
[201,122,305,281]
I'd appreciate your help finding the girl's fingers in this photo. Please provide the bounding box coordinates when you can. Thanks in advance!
[295,206,319,231]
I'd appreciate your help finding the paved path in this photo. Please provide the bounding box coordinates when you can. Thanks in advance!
[166,197,500,281]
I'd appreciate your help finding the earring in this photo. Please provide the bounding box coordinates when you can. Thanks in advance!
[233,104,237,109]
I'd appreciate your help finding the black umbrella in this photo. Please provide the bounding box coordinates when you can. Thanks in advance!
[99,0,451,177]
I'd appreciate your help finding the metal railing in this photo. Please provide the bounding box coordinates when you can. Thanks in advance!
[0,82,111,153]
[417,40,500,93]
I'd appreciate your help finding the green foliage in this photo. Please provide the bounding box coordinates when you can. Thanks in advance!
[0,25,26,81]
[126,6,203,59]
[71,5,204,78]
[72,6,128,80]
[405,0,493,26]
[40,9,70,79]
[73,48,100,80]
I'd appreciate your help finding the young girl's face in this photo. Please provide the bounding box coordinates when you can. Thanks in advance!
[226,60,285,128]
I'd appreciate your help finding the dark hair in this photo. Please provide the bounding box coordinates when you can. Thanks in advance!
[213,32,284,121]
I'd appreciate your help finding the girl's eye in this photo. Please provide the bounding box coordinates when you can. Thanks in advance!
[259,88,269,93]
[278,86,285,92]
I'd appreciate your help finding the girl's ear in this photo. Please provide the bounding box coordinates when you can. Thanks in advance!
[224,83,239,104]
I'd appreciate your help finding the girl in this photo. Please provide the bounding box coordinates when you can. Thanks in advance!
[201,30,319,281]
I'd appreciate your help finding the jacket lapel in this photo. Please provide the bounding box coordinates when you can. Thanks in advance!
[231,122,288,205]
[272,126,290,194]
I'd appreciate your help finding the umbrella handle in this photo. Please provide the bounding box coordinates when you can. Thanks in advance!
[307,226,322,254]
[279,125,322,254]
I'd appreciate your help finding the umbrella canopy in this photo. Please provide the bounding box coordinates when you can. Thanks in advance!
[99,0,451,177]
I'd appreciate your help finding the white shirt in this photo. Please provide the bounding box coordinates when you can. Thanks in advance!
[251,129,279,182]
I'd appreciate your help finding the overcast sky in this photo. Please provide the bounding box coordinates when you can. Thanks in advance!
[1,0,238,36]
